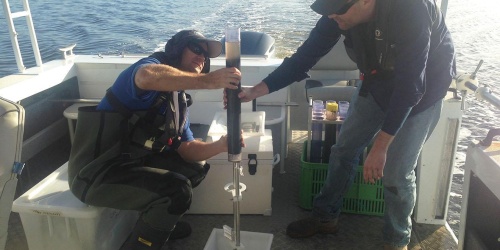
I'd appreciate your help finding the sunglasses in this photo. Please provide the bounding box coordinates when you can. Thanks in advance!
[334,0,359,15]
[187,42,209,59]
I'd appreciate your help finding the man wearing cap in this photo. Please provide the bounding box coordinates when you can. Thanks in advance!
[68,30,242,250]
[234,0,455,249]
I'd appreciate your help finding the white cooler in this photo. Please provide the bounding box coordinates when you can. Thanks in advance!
[12,163,139,250]
[189,117,274,216]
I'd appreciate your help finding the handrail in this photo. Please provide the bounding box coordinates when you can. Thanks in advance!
[474,86,500,110]
[1,0,43,73]
[456,60,500,110]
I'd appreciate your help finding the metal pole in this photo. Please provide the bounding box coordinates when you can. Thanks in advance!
[233,162,241,246]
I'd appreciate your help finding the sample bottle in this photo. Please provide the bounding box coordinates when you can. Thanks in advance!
[338,101,350,120]
[312,100,325,120]
[325,100,338,121]
[322,100,336,162]
[310,100,324,163]
[310,122,323,163]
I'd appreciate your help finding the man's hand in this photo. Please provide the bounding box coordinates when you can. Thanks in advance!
[218,130,246,151]
[177,130,246,162]
[202,67,241,89]
[363,131,394,183]
[223,81,270,109]
[363,147,387,184]
[135,64,241,92]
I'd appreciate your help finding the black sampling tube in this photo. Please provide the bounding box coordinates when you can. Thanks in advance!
[225,27,242,162]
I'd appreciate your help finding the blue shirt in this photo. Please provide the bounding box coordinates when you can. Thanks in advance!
[263,0,455,135]
[97,57,194,142]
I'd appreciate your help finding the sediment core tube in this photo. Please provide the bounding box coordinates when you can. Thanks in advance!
[225,26,242,162]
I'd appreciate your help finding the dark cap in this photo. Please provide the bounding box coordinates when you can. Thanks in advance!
[311,0,350,16]
[169,30,222,58]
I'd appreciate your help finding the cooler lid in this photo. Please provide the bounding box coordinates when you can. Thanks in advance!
[208,129,274,161]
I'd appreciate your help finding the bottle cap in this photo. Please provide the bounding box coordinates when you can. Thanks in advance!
[326,102,338,112]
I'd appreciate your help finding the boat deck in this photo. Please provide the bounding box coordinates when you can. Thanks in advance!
[5,131,458,250]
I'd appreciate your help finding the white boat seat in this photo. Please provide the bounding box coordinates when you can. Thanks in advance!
[306,36,360,102]
[306,80,358,102]
[255,86,291,173]
[220,31,276,58]
[63,102,98,144]
[0,97,25,249]
[311,39,357,71]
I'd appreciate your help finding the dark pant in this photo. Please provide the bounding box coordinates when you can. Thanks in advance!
[82,151,209,230]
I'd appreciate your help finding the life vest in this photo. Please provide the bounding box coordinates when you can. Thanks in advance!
[68,89,191,201]
[343,0,396,78]
[105,89,191,156]
[343,0,440,80]
[104,50,194,155]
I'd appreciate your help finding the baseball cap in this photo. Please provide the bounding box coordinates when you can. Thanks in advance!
[311,0,351,16]
[170,30,222,58]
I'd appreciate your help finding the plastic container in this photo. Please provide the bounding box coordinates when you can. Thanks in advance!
[12,163,139,250]
[325,100,338,121]
[338,101,349,120]
[189,130,274,215]
[310,100,324,163]
[312,100,325,120]
[299,142,385,216]
[310,122,323,163]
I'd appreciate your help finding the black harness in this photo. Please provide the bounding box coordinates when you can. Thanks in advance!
[344,0,440,85]
[105,89,191,158]
[343,0,396,79]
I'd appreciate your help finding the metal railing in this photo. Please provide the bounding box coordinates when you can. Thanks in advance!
[2,0,42,73]
[456,60,500,110]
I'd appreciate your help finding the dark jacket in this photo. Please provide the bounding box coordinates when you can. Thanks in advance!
[263,0,455,135]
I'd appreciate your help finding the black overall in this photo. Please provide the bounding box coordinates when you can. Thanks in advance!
[68,90,209,234]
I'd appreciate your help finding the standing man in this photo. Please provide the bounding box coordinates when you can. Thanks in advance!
[234,0,455,249]
[69,30,243,250]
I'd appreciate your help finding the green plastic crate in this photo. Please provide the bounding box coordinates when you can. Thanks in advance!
[299,142,385,216]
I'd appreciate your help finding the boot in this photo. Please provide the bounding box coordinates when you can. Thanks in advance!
[286,217,339,238]
[120,218,171,250]
[169,221,192,240]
